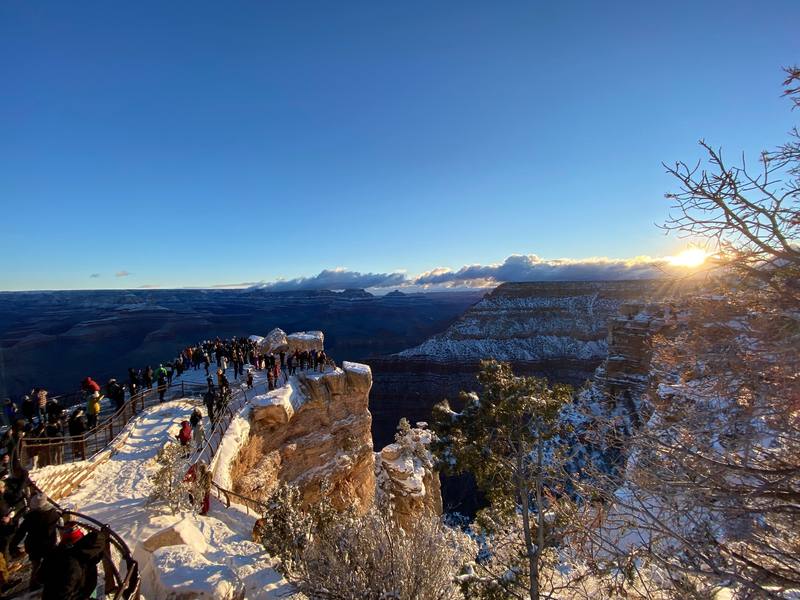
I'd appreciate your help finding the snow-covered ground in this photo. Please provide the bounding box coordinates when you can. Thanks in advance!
[59,398,294,599]
[38,348,336,598]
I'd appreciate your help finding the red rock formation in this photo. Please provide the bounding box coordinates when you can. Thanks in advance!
[232,361,375,513]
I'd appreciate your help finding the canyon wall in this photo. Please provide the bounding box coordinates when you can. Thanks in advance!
[368,280,679,449]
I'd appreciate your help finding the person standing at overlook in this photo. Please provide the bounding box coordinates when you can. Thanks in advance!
[85,392,101,430]
[20,396,35,426]
[35,389,48,425]
[41,523,108,600]
[143,366,154,390]
[203,388,216,423]
[68,408,87,460]
[2,421,26,470]
[127,367,140,398]
[156,370,168,403]
[81,378,101,430]
[106,379,125,412]
[11,492,62,591]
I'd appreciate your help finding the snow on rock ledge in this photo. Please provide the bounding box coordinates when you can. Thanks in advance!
[287,330,324,353]
[211,407,251,490]
[143,516,209,553]
[250,378,307,427]
[376,422,442,530]
[232,361,374,513]
[258,328,289,354]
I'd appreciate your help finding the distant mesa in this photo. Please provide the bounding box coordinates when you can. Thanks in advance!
[247,287,374,298]
[385,289,406,298]
[338,288,373,298]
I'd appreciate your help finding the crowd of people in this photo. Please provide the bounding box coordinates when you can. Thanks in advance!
[0,336,333,474]
[0,454,110,595]
[0,334,335,593]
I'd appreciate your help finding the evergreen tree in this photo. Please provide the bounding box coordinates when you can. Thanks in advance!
[432,360,573,600]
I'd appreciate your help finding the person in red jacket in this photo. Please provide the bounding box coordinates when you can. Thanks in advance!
[80,378,100,394]
[184,462,211,515]
[177,421,192,446]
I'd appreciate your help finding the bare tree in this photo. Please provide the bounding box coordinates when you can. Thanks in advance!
[257,482,473,600]
[545,68,800,600]
[661,66,800,302]
[576,295,800,598]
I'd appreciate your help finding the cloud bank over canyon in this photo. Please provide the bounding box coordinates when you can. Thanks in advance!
[247,253,676,292]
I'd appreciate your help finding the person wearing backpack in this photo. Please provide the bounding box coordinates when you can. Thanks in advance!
[41,523,108,600]
[106,379,125,412]
[11,492,62,591]
[176,420,192,457]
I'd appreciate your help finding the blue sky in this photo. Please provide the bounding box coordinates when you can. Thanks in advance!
[1,1,797,291]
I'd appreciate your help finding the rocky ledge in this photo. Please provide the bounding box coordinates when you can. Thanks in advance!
[231,361,376,512]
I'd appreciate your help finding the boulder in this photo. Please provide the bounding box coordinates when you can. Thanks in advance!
[151,545,245,600]
[287,331,324,353]
[142,517,208,554]
[259,328,288,354]
[252,402,291,426]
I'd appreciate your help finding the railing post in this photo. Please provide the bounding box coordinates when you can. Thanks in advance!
[181,381,185,397]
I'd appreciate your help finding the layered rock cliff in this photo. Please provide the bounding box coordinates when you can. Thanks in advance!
[230,361,376,513]
[368,280,675,448]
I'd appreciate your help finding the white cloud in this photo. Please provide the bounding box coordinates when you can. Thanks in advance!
[240,254,677,292]
[250,268,407,292]
[413,254,668,286]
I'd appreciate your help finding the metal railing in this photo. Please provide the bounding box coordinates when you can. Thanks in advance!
[182,383,272,518]
[23,379,210,470]
[210,480,269,516]
[191,383,249,469]
[9,376,265,598]
[3,480,142,600]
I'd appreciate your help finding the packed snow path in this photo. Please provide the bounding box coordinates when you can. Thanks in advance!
[60,399,293,599]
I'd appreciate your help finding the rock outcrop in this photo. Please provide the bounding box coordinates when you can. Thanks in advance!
[595,302,674,402]
[287,330,324,353]
[231,361,375,513]
[375,421,442,530]
[571,300,683,469]
[257,327,289,354]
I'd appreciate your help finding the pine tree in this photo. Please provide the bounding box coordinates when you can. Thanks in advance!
[150,441,196,514]
[432,360,574,600]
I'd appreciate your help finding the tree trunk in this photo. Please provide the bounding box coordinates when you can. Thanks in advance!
[518,442,539,600]
[535,433,545,600]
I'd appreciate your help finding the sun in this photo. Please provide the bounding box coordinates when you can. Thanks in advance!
[668,247,708,268]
